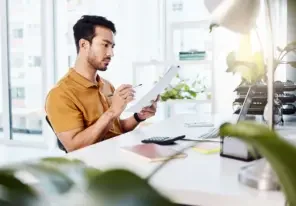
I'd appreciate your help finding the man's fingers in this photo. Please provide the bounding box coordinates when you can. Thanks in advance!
[120,88,135,97]
[125,96,134,103]
[117,84,132,92]
[155,95,160,102]
[148,101,157,110]
[121,90,135,99]
[149,95,159,106]
[142,108,155,113]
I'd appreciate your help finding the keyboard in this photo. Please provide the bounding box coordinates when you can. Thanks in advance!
[195,128,220,139]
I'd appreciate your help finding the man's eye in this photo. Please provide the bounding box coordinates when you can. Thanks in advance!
[104,44,108,48]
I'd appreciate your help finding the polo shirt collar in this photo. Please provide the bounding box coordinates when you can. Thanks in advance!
[69,68,104,88]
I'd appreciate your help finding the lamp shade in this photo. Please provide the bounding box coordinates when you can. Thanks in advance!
[204,0,261,34]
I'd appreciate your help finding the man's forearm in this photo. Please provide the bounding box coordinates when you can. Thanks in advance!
[120,115,139,132]
[70,110,115,151]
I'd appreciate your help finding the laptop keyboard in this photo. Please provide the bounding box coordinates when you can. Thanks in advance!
[196,128,220,139]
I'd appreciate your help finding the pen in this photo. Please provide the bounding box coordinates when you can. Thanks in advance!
[107,84,142,97]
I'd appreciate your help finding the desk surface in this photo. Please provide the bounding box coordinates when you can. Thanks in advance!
[66,114,288,206]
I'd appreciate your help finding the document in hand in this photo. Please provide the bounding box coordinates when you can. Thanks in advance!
[121,144,187,162]
[126,65,181,113]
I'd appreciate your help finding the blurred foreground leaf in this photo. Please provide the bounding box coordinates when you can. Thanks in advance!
[220,122,296,206]
[87,169,174,206]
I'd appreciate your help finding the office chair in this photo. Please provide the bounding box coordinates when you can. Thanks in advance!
[45,116,67,153]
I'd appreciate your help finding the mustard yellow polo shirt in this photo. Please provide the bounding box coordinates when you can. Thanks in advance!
[45,69,123,140]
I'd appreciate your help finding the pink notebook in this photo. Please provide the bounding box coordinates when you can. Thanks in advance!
[121,144,187,162]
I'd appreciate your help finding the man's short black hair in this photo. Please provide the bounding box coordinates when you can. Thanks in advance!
[73,15,116,53]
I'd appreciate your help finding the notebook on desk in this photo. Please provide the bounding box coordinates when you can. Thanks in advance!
[121,144,187,162]
[193,142,221,154]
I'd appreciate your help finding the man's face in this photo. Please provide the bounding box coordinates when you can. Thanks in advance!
[85,26,115,71]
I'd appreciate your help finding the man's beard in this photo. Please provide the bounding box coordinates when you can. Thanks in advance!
[88,58,108,71]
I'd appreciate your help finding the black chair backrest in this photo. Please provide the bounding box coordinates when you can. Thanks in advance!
[45,116,67,153]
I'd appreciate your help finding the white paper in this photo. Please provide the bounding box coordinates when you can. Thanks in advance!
[126,65,181,113]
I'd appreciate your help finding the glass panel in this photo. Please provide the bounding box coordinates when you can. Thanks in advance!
[166,0,210,23]
[0,19,3,139]
[66,0,90,68]
[8,0,44,142]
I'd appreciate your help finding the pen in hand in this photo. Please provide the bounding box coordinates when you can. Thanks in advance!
[107,84,142,97]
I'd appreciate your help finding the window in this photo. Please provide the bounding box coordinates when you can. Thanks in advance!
[12,28,23,39]
[11,87,25,100]
[27,24,40,36]
[67,0,82,11]
[10,53,24,68]
[68,55,72,67]
[28,56,41,67]
[0,18,3,138]
[8,0,44,142]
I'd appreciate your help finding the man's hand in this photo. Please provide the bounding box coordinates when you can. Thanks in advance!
[110,84,135,117]
[137,95,160,120]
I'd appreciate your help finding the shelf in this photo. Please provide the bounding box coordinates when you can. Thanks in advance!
[162,99,212,104]
[132,60,212,67]
[170,20,210,30]
[175,60,212,66]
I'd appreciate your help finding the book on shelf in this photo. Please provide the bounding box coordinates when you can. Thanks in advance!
[179,50,206,60]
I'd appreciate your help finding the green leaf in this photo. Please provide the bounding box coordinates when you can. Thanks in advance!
[40,157,96,188]
[40,157,84,165]
[184,84,190,91]
[87,169,174,206]
[226,51,236,71]
[209,23,219,33]
[187,90,197,98]
[84,167,101,182]
[252,52,265,78]
[22,163,75,194]
[192,80,197,88]
[226,67,233,73]
[219,122,296,206]
[277,46,283,52]
[232,61,258,83]
[226,51,265,83]
[288,61,296,68]
[171,89,178,96]
[175,83,185,90]
[0,169,38,206]
[284,41,296,52]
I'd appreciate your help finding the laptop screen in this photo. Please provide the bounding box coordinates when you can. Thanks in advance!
[236,85,256,122]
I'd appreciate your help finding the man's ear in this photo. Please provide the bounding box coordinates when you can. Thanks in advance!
[79,39,89,51]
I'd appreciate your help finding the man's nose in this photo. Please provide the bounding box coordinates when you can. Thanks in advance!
[107,47,114,57]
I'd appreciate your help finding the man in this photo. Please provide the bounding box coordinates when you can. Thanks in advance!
[45,15,158,152]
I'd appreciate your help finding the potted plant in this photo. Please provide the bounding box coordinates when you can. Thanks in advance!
[160,73,208,102]
[226,35,296,124]
[226,39,296,85]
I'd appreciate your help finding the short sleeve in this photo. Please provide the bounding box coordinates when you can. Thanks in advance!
[102,78,115,92]
[45,88,84,133]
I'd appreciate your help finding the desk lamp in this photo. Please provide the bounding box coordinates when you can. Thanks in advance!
[204,0,279,190]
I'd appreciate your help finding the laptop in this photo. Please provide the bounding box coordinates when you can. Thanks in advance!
[193,85,256,140]
[220,85,261,161]
[189,85,259,161]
